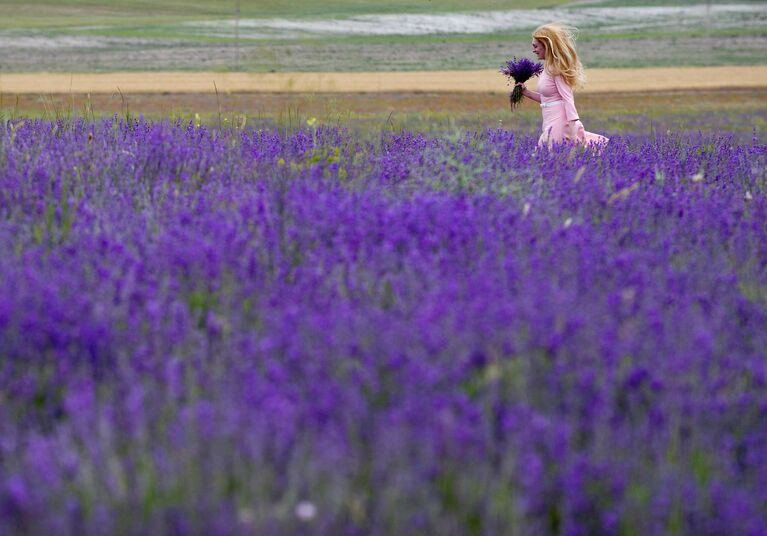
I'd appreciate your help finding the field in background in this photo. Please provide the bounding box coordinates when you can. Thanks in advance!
[1,0,765,72]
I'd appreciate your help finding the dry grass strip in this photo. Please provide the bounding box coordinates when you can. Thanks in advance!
[1,67,767,95]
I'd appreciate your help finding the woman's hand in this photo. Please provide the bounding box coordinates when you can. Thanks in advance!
[516,83,541,103]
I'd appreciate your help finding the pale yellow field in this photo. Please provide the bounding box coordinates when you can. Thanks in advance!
[2,66,767,94]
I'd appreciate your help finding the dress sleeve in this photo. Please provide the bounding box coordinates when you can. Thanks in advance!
[554,75,579,121]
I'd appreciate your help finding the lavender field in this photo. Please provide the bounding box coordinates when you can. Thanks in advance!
[1,118,766,535]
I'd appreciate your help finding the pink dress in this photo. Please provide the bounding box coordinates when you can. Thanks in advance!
[536,69,608,148]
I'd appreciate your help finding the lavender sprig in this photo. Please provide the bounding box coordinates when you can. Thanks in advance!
[500,56,544,111]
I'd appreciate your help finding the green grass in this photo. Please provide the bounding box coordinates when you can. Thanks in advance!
[578,0,764,6]
[0,0,569,29]
[1,0,761,31]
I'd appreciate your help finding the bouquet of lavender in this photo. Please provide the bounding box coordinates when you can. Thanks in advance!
[500,56,544,110]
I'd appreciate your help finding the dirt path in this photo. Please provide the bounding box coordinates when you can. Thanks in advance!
[2,67,767,94]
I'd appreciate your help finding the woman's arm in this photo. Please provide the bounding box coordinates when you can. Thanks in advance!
[551,76,581,142]
[515,82,541,103]
[553,76,579,122]
[566,120,579,141]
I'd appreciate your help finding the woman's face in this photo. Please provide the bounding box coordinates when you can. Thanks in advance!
[532,39,546,60]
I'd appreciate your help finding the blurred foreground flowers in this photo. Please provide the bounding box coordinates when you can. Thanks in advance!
[0,119,766,535]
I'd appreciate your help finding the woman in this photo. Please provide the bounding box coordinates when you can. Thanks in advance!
[517,24,608,149]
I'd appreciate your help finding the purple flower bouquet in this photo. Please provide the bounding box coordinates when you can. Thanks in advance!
[500,57,544,111]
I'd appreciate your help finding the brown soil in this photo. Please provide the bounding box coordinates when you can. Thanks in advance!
[3,88,765,117]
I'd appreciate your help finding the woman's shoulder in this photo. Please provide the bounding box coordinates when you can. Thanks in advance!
[542,68,562,82]
[544,67,561,78]
[549,70,572,88]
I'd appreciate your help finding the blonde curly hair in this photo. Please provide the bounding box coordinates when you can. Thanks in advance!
[532,23,586,90]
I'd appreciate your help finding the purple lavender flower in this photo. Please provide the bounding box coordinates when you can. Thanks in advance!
[500,56,544,110]
[0,118,766,534]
